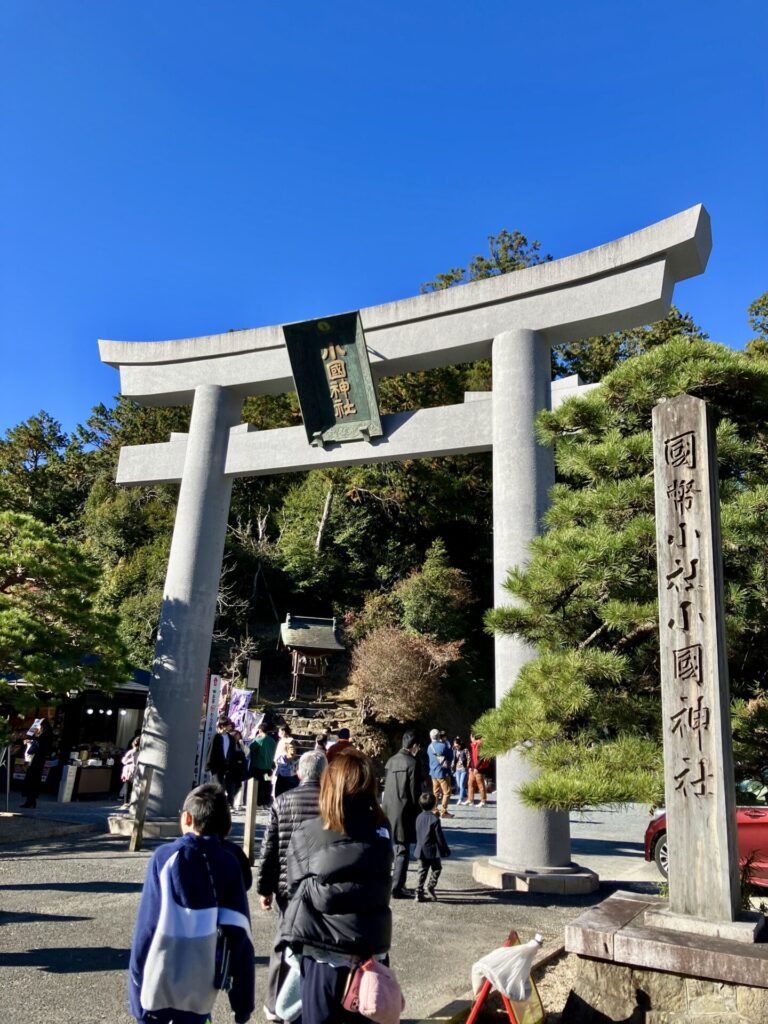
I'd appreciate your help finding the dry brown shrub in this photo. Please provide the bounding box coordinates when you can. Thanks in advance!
[350,624,462,724]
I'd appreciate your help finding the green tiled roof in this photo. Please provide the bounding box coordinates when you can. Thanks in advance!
[280,615,344,652]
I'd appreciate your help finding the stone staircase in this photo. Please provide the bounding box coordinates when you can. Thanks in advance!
[260,696,359,752]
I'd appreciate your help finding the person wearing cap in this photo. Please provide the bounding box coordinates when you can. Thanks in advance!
[325,727,352,763]
[427,728,454,818]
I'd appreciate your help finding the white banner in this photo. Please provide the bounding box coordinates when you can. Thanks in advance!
[194,674,222,786]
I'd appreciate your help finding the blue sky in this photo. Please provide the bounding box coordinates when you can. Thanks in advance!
[1,2,766,437]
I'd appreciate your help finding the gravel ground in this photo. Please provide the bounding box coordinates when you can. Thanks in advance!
[0,793,660,1024]
[534,951,578,1020]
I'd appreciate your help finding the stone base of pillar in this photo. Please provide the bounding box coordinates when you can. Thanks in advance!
[565,890,768,1023]
[107,814,179,839]
[473,857,599,894]
[644,907,764,943]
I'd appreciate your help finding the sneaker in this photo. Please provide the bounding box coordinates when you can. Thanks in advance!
[391,888,413,900]
[426,888,438,901]
[478,802,487,807]
[441,811,455,818]
[414,891,426,903]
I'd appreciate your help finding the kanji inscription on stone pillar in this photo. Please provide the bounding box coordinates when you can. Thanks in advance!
[652,394,740,924]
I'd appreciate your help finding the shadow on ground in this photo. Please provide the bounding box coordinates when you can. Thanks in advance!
[0,946,130,973]
[0,911,94,925]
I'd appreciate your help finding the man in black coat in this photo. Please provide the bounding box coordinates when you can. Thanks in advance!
[206,717,239,806]
[256,749,327,1021]
[381,730,422,898]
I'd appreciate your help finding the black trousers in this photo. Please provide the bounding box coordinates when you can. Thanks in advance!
[392,841,410,892]
[298,956,368,1024]
[214,771,239,806]
[22,760,45,803]
[416,855,442,893]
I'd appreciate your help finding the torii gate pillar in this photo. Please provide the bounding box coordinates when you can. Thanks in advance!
[100,205,712,884]
[140,385,242,822]
[488,328,574,876]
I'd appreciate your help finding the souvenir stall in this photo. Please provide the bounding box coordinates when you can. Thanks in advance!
[55,674,149,799]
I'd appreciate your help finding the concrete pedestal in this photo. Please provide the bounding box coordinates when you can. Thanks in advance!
[107,814,179,840]
[473,857,599,894]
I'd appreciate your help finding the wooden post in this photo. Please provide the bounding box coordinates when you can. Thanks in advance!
[243,776,259,865]
[128,764,155,853]
[648,394,760,939]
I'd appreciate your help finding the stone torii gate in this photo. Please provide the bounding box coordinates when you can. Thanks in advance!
[101,205,711,889]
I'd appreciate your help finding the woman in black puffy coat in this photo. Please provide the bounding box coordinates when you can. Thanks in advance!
[281,747,394,1024]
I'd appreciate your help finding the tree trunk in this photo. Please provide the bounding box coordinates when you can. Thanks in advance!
[315,486,334,552]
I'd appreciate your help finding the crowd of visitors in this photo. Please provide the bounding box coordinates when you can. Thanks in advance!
[125,720,492,1024]
[0,708,490,1022]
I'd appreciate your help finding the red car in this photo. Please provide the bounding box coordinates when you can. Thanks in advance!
[645,807,768,888]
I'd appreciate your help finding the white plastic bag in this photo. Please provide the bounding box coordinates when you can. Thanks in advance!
[471,933,543,1001]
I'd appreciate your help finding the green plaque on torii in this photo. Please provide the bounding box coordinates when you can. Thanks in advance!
[283,312,383,446]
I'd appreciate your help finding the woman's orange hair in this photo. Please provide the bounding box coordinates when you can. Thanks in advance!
[319,747,388,834]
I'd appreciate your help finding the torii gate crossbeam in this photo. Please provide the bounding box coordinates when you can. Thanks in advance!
[100,205,711,891]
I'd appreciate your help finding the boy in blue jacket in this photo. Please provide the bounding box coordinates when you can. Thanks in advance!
[129,783,255,1024]
[413,791,451,902]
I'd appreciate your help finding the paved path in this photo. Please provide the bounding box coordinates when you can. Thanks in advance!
[0,791,661,1023]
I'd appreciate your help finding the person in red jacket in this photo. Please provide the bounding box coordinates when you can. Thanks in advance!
[468,731,489,807]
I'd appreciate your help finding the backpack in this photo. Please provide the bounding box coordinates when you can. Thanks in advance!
[429,743,449,769]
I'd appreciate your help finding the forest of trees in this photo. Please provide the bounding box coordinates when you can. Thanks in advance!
[1,227,766,808]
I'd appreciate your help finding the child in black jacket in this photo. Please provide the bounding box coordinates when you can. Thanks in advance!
[413,792,451,901]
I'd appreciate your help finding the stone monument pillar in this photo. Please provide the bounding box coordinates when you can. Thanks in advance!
[646,393,760,940]
[139,384,243,819]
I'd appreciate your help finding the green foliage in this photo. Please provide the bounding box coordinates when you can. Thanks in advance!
[552,306,707,383]
[0,412,88,529]
[516,738,664,811]
[81,476,177,667]
[732,694,768,784]
[346,542,475,725]
[421,229,550,293]
[275,470,378,602]
[745,291,768,359]
[482,337,768,809]
[748,291,768,341]
[347,540,473,645]
[398,539,473,641]
[0,511,130,712]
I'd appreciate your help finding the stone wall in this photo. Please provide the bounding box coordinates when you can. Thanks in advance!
[563,955,768,1023]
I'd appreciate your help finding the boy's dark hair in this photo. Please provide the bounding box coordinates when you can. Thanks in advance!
[182,783,231,837]
[402,730,418,750]
[419,792,436,811]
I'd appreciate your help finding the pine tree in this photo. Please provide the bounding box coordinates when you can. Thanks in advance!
[477,337,768,810]
[0,511,130,720]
